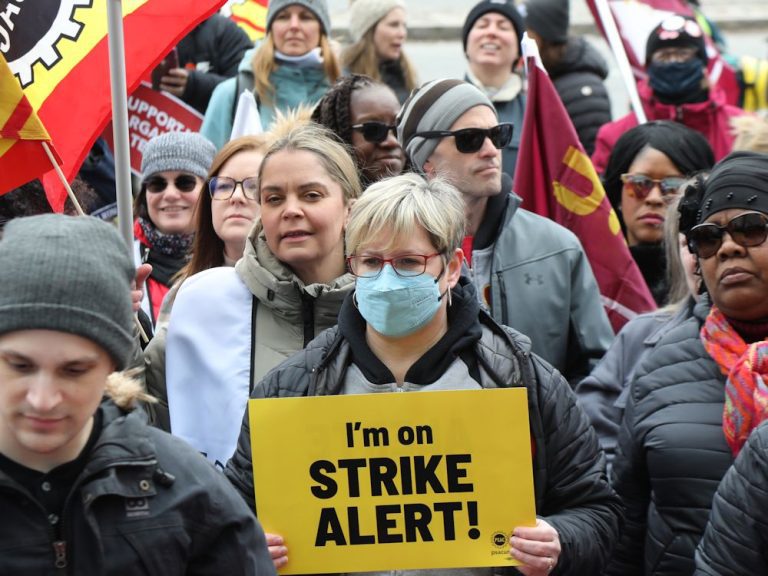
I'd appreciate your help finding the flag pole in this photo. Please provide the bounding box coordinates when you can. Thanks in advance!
[106,1,150,344]
[593,0,648,124]
[106,0,135,250]
[41,141,85,216]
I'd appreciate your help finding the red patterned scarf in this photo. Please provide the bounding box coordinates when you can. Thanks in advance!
[701,306,768,456]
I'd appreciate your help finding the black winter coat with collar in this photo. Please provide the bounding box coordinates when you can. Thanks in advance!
[225,281,623,575]
[607,297,734,576]
[0,399,276,575]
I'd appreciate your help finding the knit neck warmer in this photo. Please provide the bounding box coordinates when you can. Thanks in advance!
[466,69,522,103]
[137,217,194,258]
[701,305,768,456]
[274,47,323,68]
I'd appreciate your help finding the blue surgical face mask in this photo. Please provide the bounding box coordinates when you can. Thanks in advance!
[647,59,705,102]
[355,264,445,338]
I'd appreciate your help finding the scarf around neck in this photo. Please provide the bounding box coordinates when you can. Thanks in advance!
[701,305,768,456]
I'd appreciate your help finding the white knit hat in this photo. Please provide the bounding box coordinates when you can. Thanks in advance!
[349,0,406,43]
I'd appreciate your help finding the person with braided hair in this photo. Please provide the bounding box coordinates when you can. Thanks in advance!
[608,151,768,575]
[311,74,405,187]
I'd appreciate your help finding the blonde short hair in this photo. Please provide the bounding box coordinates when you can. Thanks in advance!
[346,173,465,256]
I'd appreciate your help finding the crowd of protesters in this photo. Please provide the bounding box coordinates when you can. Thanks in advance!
[3,0,768,574]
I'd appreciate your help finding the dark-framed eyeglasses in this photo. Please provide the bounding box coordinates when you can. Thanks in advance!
[208,176,259,200]
[412,123,513,154]
[620,173,686,202]
[144,174,200,193]
[351,122,398,143]
[687,211,768,259]
[347,253,442,278]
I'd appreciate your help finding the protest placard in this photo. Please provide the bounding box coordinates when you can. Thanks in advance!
[102,81,203,176]
[249,388,535,574]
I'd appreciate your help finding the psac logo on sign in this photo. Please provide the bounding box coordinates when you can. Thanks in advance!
[249,388,536,575]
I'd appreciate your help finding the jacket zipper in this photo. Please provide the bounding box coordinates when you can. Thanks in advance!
[52,540,67,570]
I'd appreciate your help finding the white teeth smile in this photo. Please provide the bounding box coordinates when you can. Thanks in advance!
[480,43,500,50]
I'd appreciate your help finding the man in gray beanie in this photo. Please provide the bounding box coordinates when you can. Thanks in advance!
[0,213,277,575]
[397,78,612,384]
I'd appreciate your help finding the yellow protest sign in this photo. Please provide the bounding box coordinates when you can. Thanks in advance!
[249,388,536,574]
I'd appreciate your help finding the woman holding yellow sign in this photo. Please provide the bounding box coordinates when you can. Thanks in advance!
[225,173,622,575]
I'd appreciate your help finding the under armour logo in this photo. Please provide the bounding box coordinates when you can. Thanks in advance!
[524,273,544,285]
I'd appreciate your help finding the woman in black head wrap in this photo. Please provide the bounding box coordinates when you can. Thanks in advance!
[603,120,714,304]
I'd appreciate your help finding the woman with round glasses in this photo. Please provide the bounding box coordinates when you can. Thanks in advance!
[134,132,216,326]
[201,0,340,149]
[143,134,269,430]
[607,151,768,575]
[157,122,360,466]
[602,120,714,305]
[225,172,622,574]
[312,74,405,188]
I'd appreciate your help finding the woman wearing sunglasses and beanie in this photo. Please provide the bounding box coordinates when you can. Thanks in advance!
[201,0,340,150]
[607,151,768,575]
[226,173,622,574]
[134,131,216,327]
[341,0,417,104]
[602,120,714,305]
[312,74,405,188]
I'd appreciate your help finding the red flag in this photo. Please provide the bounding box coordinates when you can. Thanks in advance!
[224,0,268,41]
[3,0,226,210]
[513,48,656,331]
[0,53,60,193]
[585,0,740,105]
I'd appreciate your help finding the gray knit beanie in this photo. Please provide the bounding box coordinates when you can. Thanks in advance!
[349,0,406,43]
[0,214,135,370]
[140,131,216,180]
[266,0,331,35]
[396,78,496,170]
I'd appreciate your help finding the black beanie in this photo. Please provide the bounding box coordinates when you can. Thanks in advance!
[697,151,768,225]
[645,14,707,66]
[525,0,569,44]
[462,0,525,52]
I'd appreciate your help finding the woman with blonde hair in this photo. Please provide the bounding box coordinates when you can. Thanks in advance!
[226,172,622,573]
[0,215,274,574]
[342,0,417,103]
[159,122,361,467]
[201,0,340,149]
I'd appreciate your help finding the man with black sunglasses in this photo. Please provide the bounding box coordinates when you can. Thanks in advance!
[397,78,613,384]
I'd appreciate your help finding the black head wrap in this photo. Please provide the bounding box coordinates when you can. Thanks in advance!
[602,121,714,236]
[696,151,768,224]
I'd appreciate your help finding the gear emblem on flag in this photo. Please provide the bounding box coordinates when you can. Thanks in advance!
[3,0,92,88]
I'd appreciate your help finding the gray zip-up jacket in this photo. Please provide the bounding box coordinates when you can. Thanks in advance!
[476,192,613,384]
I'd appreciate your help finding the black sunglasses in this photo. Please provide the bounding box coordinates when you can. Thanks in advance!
[351,122,397,143]
[413,123,513,154]
[144,174,199,193]
[620,173,686,201]
[687,212,768,259]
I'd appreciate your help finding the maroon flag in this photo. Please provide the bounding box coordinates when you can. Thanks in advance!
[585,0,740,105]
[513,45,656,331]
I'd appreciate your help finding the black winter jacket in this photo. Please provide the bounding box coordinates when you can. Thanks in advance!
[607,297,734,576]
[695,421,768,575]
[176,14,253,114]
[0,399,276,575]
[548,37,611,156]
[226,285,623,575]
